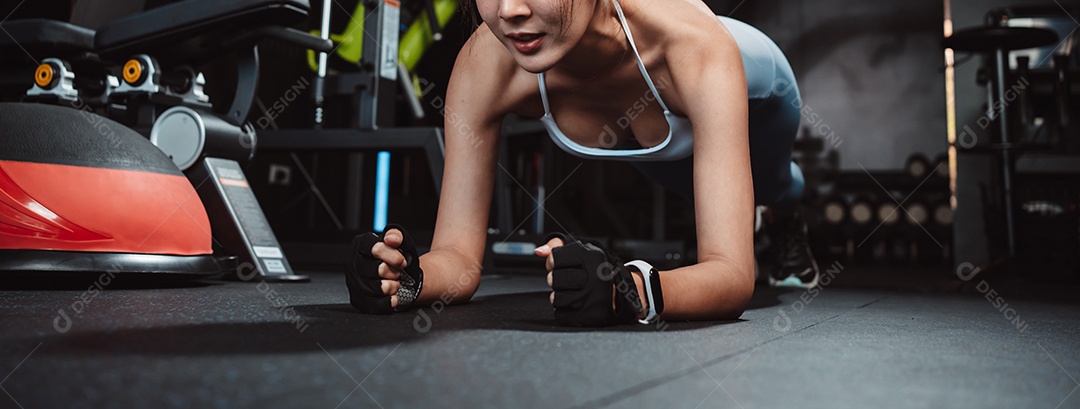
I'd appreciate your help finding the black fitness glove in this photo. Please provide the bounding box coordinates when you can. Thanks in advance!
[345,223,424,314]
[550,241,644,326]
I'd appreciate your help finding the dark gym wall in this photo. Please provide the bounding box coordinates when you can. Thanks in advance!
[706,0,949,171]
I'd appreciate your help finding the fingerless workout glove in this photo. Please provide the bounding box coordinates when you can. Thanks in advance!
[345,223,424,314]
[550,241,644,326]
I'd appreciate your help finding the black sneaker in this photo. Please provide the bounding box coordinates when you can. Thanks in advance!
[768,210,820,288]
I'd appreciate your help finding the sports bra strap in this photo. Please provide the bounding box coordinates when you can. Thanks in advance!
[611,0,671,114]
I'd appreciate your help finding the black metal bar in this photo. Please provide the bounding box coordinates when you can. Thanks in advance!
[424,0,442,41]
[258,128,445,196]
[1055,54,1071,132]
[258,128,440,149]
[222,26,333,54]
[314,0,332,128]
[1017,56,1031,128]
[345,153,365,230]
[399,63,425,119]
[1015,153,1080,174]
[994,47,1016,256]
[226,46,259,126]
[423,129,446,196]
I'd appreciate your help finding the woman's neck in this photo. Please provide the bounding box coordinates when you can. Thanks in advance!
[550,0,632,81]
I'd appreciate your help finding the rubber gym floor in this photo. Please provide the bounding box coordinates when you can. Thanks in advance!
[1,266,1078,409]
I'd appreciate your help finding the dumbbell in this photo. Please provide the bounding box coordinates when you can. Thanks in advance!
[933,153,949,180]
[821,195,847,226]
[814,193,849,260]
[905,153,932,180]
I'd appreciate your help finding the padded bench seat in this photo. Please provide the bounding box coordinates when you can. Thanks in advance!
[0,19,95,61]
[94,0,310,63]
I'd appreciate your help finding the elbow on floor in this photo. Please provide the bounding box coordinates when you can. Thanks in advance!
[714,264,756,321]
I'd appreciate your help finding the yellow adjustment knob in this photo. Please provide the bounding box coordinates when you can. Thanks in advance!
[34,63,54,88]
[123,59,144,85]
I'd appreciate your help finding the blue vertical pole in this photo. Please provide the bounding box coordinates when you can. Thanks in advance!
[374,151,390,232]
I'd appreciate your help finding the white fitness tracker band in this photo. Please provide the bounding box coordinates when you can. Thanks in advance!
[624,260,664,324]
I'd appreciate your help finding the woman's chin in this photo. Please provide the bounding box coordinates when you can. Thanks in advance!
[518,64,549,74]
[512,52,561,74]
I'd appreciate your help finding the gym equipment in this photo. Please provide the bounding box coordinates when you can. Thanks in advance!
[804,169,953,267]
[898,195,934,266]
[848,192,878,262]
[904,153,931,180]
[920,195,953,265]
[253,0,449,268]
[932,200,953,228]
[821,196,847,226]
[850,195,875,228]
[0,19,114,105]
[491,116,694,272]
[1,0,333,281]
[27,58,81,103]
[876,199,902,227]
[0,103,219,275]
[904,200,929,227]
[806,190,849,264]
[104,0,331,281]
[108,0,334,281]
[933,153,949,179]
[872,192,908,264]
[148,106,253,171]
[1012,170,1080,277]
[305,0,457,97]
[986,6,1080,70]
[944,24,1058,257]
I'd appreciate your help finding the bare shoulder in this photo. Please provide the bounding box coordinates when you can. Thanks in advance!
[626,0,739,60]
[448,24,542,123]
[617,0,743,115]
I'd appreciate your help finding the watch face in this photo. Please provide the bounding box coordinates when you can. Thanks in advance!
[649,272,664,314]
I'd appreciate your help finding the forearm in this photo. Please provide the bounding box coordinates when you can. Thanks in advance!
[414,248,482,306]
[642,258,754,321]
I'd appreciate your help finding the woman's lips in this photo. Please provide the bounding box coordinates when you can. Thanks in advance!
[508,33,544,53]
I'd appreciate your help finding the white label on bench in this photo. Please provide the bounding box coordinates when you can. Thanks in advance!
[264,259,286,274]
[253,246,283,259]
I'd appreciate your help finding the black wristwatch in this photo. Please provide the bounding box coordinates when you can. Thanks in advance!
[624,260,664,324]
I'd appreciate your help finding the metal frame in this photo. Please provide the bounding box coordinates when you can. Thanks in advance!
[247,1,448,268]
[257,127,446,196]
[358,0,400,129]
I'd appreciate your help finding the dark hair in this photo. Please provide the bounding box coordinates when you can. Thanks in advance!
[460,0,481,29]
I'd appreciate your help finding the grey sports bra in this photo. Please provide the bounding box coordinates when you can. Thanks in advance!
[537,0,694,161]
